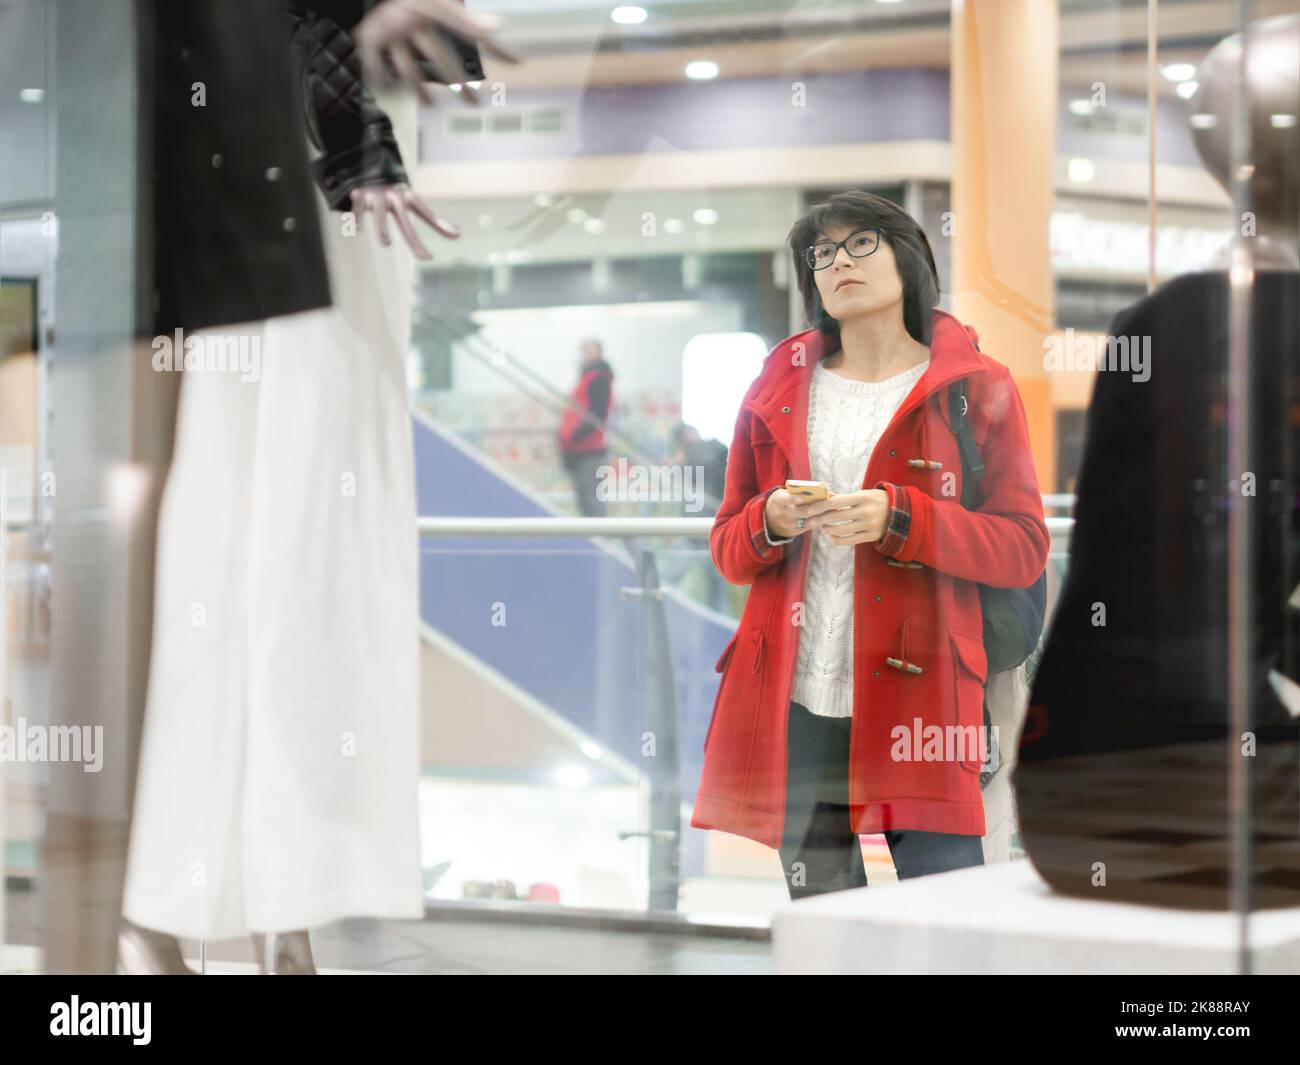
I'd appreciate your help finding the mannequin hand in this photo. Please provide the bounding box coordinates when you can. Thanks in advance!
[355,0,519,106]
[800,488,890,546]
[351,183,459,260]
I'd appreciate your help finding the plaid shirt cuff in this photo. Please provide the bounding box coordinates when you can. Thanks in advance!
[749,485,791,559]
[874,481,911,557]
[762,498,795,547]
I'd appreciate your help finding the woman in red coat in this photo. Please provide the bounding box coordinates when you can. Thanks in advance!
[691,191,1049,898]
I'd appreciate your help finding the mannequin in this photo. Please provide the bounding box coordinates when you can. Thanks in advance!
[1188,14,1300,271]
[1017,15,1300,910]
[116,1,501,974]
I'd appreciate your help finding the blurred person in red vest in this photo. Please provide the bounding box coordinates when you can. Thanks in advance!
[557,338,615,517]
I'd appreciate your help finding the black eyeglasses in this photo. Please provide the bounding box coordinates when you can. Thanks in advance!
[804,228,882,271]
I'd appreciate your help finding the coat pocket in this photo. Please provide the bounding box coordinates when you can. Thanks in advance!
[948,631,988,771]
[704,630,765,753]
[705,631,740,753]
[714,632,740,673]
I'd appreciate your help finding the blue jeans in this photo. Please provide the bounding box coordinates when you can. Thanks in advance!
[779,700,984,899]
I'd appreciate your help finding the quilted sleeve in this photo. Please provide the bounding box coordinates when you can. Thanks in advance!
[284,0,408,212]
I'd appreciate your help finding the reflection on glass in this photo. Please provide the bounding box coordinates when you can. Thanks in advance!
[2,0,1296,979]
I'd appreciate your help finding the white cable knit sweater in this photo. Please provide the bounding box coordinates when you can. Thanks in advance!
[791,357,929,718]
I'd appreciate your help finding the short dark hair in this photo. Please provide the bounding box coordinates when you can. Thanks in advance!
[787,190,941,347]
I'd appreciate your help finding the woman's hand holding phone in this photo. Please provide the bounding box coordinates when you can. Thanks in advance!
[764,487,813,539]
[766,481,833,538]
[803,488,890,545]
[766,484,890,544]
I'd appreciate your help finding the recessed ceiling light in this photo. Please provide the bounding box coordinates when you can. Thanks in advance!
[663,218,684,235]
[1068,99,1094,116]
[1190,113,1217,130]
[693,208,719,225]
[583,218,606,235]
[611,6,647,24]
[19,88,44,104]
[1272,113,1298,129]
[1067,157,1096,183]
[534,193,554,208]
[685,60,719,81]
[1175,81,1198,100]
[1161,63,1197,83]
[567,207,588,224]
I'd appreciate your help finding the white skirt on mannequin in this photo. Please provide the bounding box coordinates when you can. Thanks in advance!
[122,199,423,940]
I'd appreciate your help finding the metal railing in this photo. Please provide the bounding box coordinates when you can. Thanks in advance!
[416,511,1074,915]
[417,515,1075,537]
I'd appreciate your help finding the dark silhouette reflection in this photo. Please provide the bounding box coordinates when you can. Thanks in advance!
[1017,15,1300,910]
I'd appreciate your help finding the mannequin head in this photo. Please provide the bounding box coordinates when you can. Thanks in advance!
[1189,14,1299,246]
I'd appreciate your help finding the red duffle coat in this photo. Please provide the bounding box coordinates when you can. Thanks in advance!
[691,309,1049,847]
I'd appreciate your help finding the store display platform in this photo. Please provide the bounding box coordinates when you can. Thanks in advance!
[772,859,1300,974]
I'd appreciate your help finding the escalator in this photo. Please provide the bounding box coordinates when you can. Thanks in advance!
[410,307,736,815]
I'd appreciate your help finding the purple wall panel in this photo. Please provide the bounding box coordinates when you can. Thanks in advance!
[420,66,1203,172]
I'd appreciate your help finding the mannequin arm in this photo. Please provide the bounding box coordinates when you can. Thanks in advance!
[354,0,515,104]
[284,0,408,211]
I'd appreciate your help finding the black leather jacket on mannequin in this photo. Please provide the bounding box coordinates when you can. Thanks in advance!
[150,0,328,333]
[150,0,438,332]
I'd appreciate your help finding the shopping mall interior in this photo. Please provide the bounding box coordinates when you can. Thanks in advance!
[1,0,1298,978]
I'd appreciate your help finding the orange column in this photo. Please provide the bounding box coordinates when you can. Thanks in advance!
[949,0,1059,491]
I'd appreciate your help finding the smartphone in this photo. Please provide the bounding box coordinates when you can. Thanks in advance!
[785,479,829,502]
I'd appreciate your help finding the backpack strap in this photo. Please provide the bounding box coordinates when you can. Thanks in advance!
[947,378,984,509]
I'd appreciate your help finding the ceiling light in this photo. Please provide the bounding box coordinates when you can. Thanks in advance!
[611,6,647,24]
[583,218,606,235]
[1068,99,1094,116]
[567,207,588,224]
[1067,157,1096,183]
[1269,113,1296,129]
[534,193,554,208]
[1175,81,1198,100]
[554,765,590,789]
[1161,63,1197,83]
[693,208,719,225]
[663,218,684,235]
[19,88,44,104]
[685,60,719,81]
